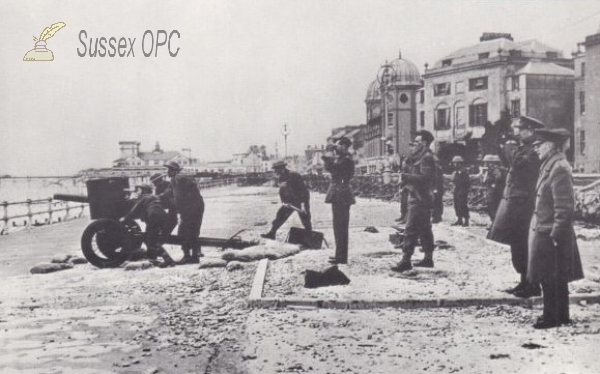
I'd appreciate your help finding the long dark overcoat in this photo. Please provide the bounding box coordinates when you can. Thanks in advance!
[487,140,539,244]
[527,151,584,284]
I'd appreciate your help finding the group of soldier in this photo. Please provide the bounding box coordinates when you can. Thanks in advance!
[390,116,583,329]
[122,161,205,268]
[263,115,583,329]
[121,115,583,328]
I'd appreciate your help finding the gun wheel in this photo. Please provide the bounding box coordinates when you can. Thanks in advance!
[81,219,137,268]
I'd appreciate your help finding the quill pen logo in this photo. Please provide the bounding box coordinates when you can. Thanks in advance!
[23,22,66,61]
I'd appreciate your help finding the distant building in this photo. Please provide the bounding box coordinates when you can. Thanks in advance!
[574,31,600,172]
[305,145,326,172]
[364,52,422,172]
[231,145,271,173]
[420,33,574,163]
[113,141,197,170]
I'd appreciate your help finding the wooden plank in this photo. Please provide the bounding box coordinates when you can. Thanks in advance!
[250,293,600,310]
[248,259,269,301]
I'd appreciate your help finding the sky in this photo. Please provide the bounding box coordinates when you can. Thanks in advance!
[1,0,599,176]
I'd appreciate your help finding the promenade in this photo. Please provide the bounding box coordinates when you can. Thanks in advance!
[1,186,600,374]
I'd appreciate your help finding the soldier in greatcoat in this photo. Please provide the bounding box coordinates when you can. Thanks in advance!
[165,161,205,265]
[451,155,470,227]
[322,137,355,265]
[528,128,583,329]
[391,130,436,272]
[487,116,542,297]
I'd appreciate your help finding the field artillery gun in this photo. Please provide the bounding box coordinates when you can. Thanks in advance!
[54,177,258,268]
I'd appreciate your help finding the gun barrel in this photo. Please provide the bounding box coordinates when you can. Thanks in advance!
[53,193,89,203]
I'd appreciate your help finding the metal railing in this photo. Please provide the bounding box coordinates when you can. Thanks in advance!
[0,198,87,235]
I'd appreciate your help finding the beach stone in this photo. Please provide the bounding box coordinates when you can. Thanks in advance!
[69,256,88,265]
[51,254,73,263]
[124,261,155,271]
[30,262,73,274]
[199,258,227,269]
[226,261,245,272]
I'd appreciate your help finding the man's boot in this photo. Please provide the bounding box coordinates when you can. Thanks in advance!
[177,248,192,265]
[190,248,200,264]
[451,218,463,226]
[462,218,469,227]
[158,252,176,268]
[414,252,434,268]
[505,274,527,294]
[261,229,276,240]
[391,253,412,272]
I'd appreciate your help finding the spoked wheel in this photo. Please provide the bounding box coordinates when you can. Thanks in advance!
[81,219,142,268]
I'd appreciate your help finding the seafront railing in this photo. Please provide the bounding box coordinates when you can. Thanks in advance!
[0,198,87,235]
[0,176,248,235]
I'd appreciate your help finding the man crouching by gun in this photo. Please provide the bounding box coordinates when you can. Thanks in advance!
[391,130,436,272]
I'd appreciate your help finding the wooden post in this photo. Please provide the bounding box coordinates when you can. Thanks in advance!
[47,198,53,225]
[64,201,71,221]
[1,201,8,234]
[26,199,32,230]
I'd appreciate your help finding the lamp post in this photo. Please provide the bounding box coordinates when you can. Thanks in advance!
[282,123,290,160]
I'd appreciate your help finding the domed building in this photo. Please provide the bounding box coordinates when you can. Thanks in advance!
[364,51,423,170]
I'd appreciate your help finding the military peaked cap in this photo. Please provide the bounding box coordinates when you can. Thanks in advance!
[164,161,182,171]
[336,137,352,147]
[517,115,545,130]
[272,160,288,169]
[532,128,571,145]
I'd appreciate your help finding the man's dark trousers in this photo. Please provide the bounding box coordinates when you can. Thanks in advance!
[271,204,312,233]
[332,203,351,262]
[403,205,434,257]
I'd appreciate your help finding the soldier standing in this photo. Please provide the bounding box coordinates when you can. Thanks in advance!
[431,154,444,224]
[528,128,583,328]
[488,115,542,297]
[451,155,470,227]
[322,137,355,265]
[391,130,436,272]
[150,173,177,235]
[261,161,312,239]
[482,154,506,222]
[165,161,205,265]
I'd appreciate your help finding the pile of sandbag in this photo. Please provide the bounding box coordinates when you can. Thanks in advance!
[221,241,301,263]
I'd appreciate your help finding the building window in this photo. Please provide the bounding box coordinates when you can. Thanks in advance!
[582,62,586,77]
[442,59,452,67]
[469,102,488,126]
[580,91,585,114]
[399,93,409,104]
[469,77,488,91]
[455,81,464,94]
[511,99,521,118]
[509,49,522,58]
[419,90,424,103]
[434,82,451,96]
[511,76,519,90]
[580,130,586,156]
[434,106,450,130]
[420,111,425,128]
[478,52,490,60]
[387,112,394,127]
